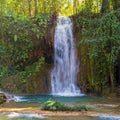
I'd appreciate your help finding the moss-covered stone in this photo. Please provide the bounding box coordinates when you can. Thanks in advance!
[0,93,6,104]
[26,64,52,94]
[0,75,26,94]
[0,64,52,94]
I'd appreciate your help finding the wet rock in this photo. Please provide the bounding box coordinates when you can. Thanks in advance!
[0,93,6,104]
[116,86,120,96]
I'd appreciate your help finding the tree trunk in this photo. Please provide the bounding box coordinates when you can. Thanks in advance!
[42,1,46,14]
[34,0,38,16]
[28,0,32,17]
[112,0,120,10]
[21,0,26,16]
[73,0,79,14]
[101,0,110,13]
[109,64,114,93]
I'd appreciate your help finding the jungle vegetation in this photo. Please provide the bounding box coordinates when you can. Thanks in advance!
[0,0,120,95]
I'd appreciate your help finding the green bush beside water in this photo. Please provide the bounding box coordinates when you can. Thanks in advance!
[42,100,88,111]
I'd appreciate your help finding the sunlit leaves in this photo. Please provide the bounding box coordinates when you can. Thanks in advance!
[14,35,17,42]
[0,14,47,67]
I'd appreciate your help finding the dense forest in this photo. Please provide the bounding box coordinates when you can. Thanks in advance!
[0,0,120,96]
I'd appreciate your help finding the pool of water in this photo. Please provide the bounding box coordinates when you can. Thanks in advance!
[14,95,108,104]
[0,94,120,120]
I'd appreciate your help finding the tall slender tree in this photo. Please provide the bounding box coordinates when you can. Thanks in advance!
[101,0,110,13]
[28,0,32,17]
[34,0,38,16]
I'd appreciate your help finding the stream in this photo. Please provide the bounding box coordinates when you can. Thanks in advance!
[0,95,120,120]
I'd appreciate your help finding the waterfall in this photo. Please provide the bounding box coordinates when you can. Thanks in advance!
[51,16,82,96]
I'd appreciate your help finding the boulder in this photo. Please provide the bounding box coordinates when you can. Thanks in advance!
[0,93,7,104]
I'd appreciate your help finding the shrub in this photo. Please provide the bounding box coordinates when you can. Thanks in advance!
[41,99,88,111]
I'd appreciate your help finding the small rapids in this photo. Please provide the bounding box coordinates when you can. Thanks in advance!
[7,112,44,119]
[91,114,120,120]
[0,90,17,102]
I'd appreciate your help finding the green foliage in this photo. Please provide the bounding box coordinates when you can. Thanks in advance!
[42,99,88,111]
[0,0,73,17]
[77,9,120,93]
[42,99,67,111]
[0,65,18,81]
[0,0,120,95]
[0,66,10,81]
[80,10,120,61]
[20,57,45,82]
[0,14,47,82]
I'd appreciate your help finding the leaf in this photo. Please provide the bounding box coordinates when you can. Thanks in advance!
[36,34,40,39]
[14,34,17,42]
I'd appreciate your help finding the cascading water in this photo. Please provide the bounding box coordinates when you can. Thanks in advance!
[0,90,17,102]
[51,16,82,96]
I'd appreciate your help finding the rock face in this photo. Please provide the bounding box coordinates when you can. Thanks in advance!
[0,93,6,104]
[0,64,51,94]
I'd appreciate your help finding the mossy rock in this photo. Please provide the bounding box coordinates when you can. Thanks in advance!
[0,93,6,104]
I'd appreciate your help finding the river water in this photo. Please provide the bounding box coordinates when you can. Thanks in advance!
[0,95,120,120]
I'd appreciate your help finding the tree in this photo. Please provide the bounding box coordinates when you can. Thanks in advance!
[28,0,32,17]
[112,0,120,10]
[101,0,110,13]
[34,0,38,16]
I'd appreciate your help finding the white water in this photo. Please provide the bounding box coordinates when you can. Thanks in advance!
[7,112,44,119]
[0,90,17,102]
[51,16,82,96]
[91,114,120,120]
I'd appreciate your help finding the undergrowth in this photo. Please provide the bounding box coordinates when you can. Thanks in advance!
[41,99,88,111]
